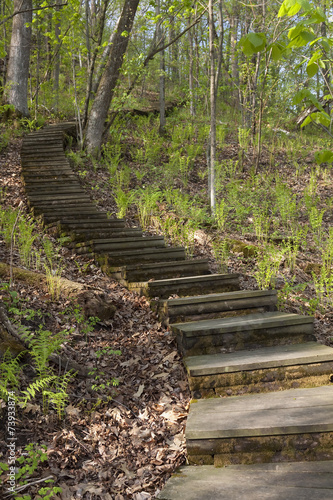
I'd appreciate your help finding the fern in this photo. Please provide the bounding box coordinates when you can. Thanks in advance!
[19,376,57,409]
[0,349,26,400]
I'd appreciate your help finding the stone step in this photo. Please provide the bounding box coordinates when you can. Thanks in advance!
[185,342,333,398]
[186,385,333,466]
[128,273,240,299]
[107,259,210,282]
[63,228,143,242]
[158,289,277,327]
[98,247,186,267]
[157,461,333,500]
[74,236,166,255]
[172,311,314,357]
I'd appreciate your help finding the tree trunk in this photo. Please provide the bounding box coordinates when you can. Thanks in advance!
[84,0,140,155]
[208,0,216,216]
[4,0,32,117]
[53,0,61,112]
[157,0,165,135]
[188,17,195,117]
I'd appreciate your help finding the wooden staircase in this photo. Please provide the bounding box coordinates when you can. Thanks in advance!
[21,124,333,498]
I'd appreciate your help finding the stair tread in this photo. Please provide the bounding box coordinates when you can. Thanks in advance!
[121,258,209,271]
[172,311,313,335]
[186,385,333,439]
[163,289,277,306]
[157,461,333,500]
[141,273,239,287]
[185,342,333,375]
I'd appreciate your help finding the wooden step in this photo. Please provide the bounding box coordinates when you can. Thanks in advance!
[172,311,314,356]
[29,194,90,204]
[49,219,126,230]
[128,273,240,299]
[157,461,333,500]
[74,236,166,255]
[107,259,210,282]
[185,342,333,398]
[158,289,277,327]
[21,158,68,166]
[63,227,142,242]
[186,385,333,466]
[23,178,82,186]
[98,247,186,267]
[43,212,108,223]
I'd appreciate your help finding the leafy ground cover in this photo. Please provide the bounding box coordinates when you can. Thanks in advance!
[0,105,333,499]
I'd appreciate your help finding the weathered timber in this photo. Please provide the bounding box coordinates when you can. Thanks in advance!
[128,273,240,299]
[158,290,277,326]
[185,342,333,397]
[64,228,143,243]
[157,462,333,500]
[74,236,166,255]
[98,247,186,267]
[172,311,314,356]
[186,385,333,465]
[106,259,210,282]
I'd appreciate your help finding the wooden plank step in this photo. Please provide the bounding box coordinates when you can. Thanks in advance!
[185,342,333,397]
[158,290,277,327]
[107,259,210,282]
[25,186,85,195]
[23,178,82,188]
[172,311,314,356]
[32,203,94,215]
[48,219,126,230]
[128,273,240,299]
[157,461,333,500]
[98,247,186,267]
[28,194,90,203]
[63,228,143,242]
[21,162,70,170]
[186,385,333,465]
[74,236,166,255]
[21,150,65,157]
[23,173,77,181]
[43,212,108,223]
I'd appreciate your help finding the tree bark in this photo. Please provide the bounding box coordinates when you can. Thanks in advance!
[208,0,216,216]
[84,0,140,155]
[4,0,32,117]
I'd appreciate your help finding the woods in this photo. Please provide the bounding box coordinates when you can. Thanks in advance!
[1,0,333,498]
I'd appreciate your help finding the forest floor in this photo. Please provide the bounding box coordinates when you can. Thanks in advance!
[0,120,333,499]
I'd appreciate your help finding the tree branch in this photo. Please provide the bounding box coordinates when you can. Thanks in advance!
[0,3,68,27]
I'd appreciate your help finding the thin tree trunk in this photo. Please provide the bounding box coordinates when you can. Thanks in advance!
[5,0,32,117]
[53,0,61,112]
[84,0,140,155]
[188,16,195,117]
[208,0,216,216]
[157,0,165,135]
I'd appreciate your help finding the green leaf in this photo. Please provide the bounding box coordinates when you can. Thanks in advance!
[270,42,285,61]
[314,150,333,165]
[278,0,311,17]
[239,32,267,56]
[306,62,318,77]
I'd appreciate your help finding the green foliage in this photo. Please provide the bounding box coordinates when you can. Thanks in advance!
[0,443,62,499]
[135,187,161,230]
[255,244,285,290]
